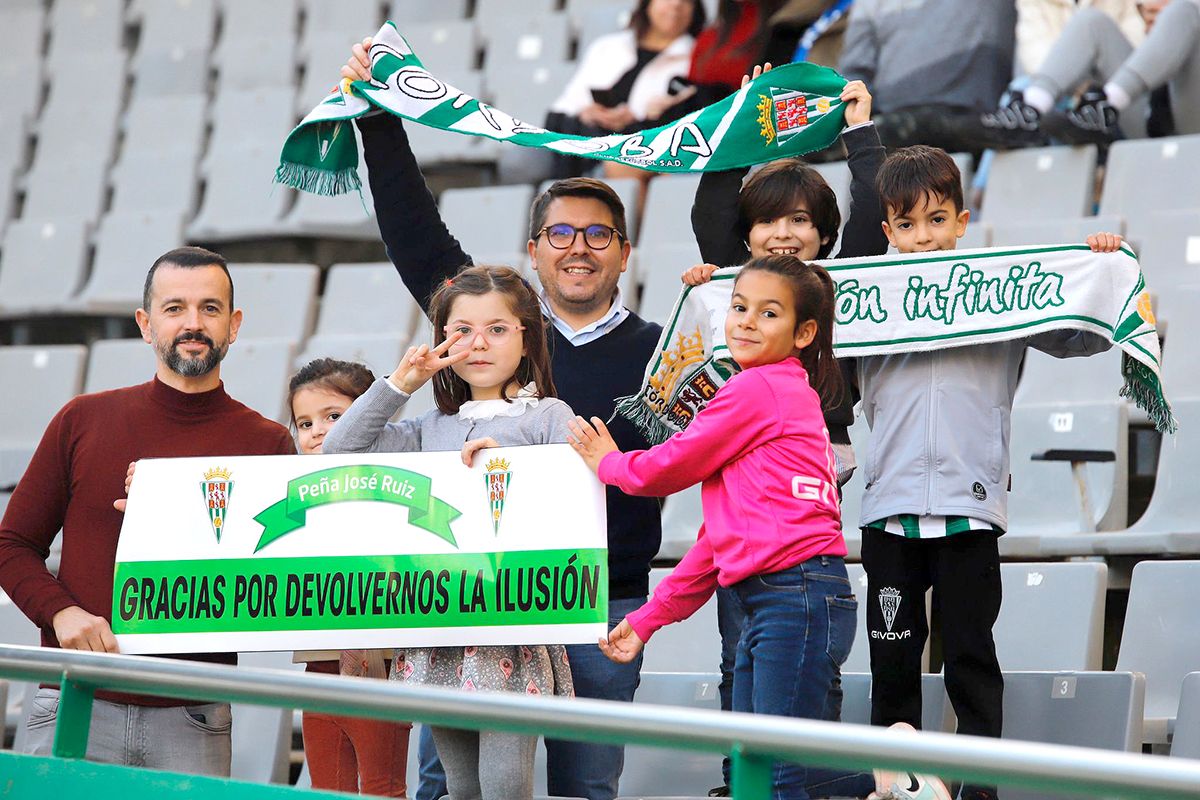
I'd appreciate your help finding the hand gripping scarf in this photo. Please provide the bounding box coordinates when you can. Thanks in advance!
[276,21,851,194]
[615,244,1176,442]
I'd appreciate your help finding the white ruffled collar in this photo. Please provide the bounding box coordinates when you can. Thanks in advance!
[457,383,540,421]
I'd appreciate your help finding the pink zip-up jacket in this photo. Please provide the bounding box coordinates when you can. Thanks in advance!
[598,358,845,642]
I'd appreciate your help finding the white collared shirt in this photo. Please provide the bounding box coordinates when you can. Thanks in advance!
[540,287,631,347]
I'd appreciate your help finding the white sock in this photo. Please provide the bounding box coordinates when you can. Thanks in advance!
[1103,81,1132,111]
[1023,85,1055,114]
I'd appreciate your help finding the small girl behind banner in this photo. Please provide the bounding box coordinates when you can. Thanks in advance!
[321,265,575,800]
[288,358,412,798]
[568,254,951,800]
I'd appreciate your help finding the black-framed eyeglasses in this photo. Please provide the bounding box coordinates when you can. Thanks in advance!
[536,223,623,250]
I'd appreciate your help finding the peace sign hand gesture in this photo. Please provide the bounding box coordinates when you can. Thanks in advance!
[388,332,471,395]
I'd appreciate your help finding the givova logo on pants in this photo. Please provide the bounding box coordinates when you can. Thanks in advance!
[871,586,911,641]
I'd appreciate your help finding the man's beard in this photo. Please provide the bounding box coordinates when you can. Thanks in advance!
[158,331,227,377]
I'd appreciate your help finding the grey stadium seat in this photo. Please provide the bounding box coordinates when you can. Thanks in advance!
[130,45,211,98]
[1099,134,1200,239]
[231,651,301,783]
[1003,348,1128,557]
[485,13,571,74]
[401,20,480,74]
[440,184,536,257]
[298,0,384,59]
[573,2,634,54]
[994,563,1106,671]
[20,159,110,227]
[77,211,189,314]
[34,51,126,167]
[998,671,1144,800]
[216,37,297,93]
[1115,561,1200,743]
[131,0,217,53]
[0,7,44,70]
[315,263,422,338]
[490,62,578,127]
[0,218,92,316]
[84,339,155,395]
[980,145,1098,224]
[295,34,363,115]
[110,152,201,217]
[390,0,470,23]
[282,150,379,239]
[956,223,991,250]
[228,264,321,343]
[639,174,703,252]
[618,672,723,798]
[0,345,87,487]
[295,333,409,380]
[990,214,1124,248]
[190,145,296,241]
[219,338,298,423]
[1040,287,1199,557]
[811,160,851,223]
[656,482,701,562]
[1131,209,1200,303]
[635,243,701,325]
[840,673,954,732]
[46,0,125,63]
[641,568,721,675]
[473,0,558,34]
[838,408,870,561]
[207,87,298,157]
[0,586,41,746]
[119,94,209,165]
[215,0,299,52]
[1171,672,1200,759]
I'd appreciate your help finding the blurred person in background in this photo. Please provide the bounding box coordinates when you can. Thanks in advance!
[980,0,1200,145]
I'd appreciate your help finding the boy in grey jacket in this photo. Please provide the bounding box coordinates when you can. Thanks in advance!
[858,146,1122,800]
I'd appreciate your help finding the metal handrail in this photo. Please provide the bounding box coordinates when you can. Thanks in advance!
[1,645,1198,799]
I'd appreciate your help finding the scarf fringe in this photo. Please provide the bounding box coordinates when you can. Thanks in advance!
[1120,354,1178,434]
[273,161,361,196]
[612,393,675,446]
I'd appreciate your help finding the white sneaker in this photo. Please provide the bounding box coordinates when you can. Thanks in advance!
[868,771,953,800]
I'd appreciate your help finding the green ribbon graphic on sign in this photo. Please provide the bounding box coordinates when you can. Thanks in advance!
[254,465,461,552]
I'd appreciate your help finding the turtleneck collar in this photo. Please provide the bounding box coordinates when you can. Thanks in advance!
[147,374,232,415]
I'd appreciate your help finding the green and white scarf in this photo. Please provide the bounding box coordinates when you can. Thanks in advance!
[275,22,849,194]
[615,244,1176,441]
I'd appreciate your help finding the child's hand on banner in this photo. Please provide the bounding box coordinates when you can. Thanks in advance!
[1086,231,1124,253]
[840,80,873,127]
[681,263,719,286]
[341,36,373,83]
[598,618,644,663]
[567,416,620,473]
[113,460,136,512]
[388,333,470,395]
[740,63,773,89]
[461,437,501,467]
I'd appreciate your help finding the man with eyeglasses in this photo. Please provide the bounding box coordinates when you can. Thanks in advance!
[353,106,663,800]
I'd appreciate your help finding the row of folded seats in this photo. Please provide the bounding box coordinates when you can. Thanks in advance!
[3,134,1198,323]
[1,555,1198,794]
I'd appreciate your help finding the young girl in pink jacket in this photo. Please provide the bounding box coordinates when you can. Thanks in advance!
[568,254,949,800]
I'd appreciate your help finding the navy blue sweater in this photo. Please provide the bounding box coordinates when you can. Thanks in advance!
[360,114,663,599]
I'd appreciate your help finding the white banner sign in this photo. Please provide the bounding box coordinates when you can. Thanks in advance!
[113,444,608,654]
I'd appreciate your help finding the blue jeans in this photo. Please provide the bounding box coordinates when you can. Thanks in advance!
[545,595,646,800]
[728,557,875,800]
[415,723,449,800]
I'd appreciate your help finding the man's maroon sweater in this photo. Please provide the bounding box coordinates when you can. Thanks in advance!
[0,377,295,705]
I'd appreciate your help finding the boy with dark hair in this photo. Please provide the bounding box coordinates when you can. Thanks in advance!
[859,145,1122,800]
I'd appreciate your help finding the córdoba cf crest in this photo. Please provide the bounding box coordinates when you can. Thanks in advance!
[201,467,233,542]
[879,586,902,633]
[484,457,511,535]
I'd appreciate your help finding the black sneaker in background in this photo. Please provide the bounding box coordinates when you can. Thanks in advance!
[978,91,1046,148]
[1045,87,1121,145]
[707,785,731,797]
